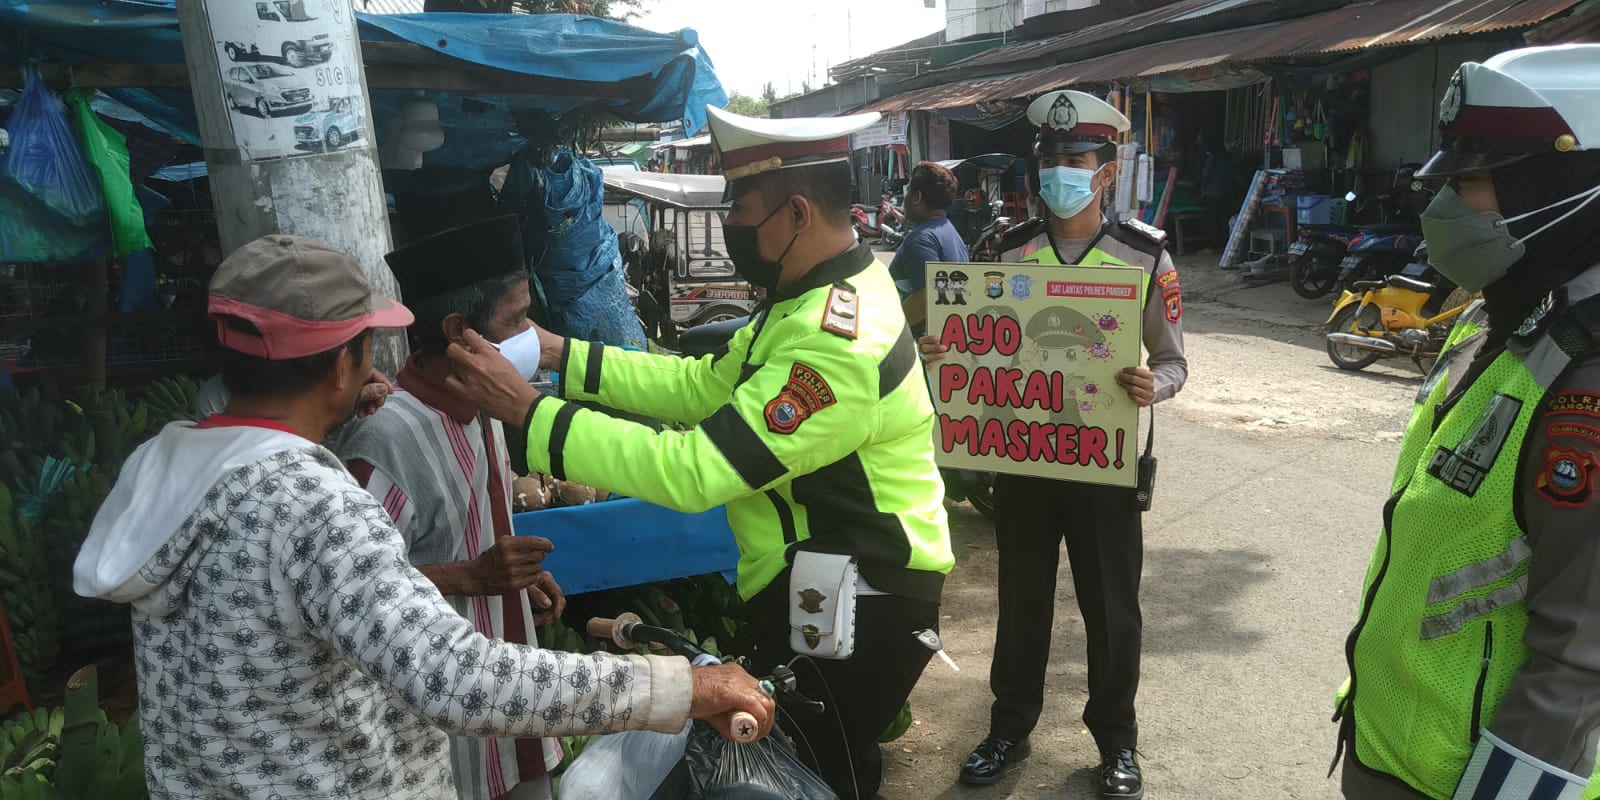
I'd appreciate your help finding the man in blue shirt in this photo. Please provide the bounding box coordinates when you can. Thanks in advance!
[890,161,970,334]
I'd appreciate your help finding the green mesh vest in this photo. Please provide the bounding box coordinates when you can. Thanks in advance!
[1339,300,1600,797]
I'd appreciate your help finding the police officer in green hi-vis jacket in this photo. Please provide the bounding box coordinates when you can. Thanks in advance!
[1332,44,1600,800]
[443,104,955,800]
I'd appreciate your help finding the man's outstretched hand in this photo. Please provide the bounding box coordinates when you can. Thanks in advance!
[445,330,542,425]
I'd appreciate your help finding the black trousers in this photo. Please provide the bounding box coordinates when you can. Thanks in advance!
[746,574,940,800]
[988,475,1143,755]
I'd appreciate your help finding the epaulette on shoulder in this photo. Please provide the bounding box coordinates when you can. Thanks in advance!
[1114,217,1168,258]
[820,280,859,340]
[997,217,1047,254]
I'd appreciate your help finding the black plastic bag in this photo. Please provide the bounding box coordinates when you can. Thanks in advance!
[682,722,837,800]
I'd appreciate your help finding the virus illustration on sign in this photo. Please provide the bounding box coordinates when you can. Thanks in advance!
[1097,314,1120,332]
[1089,343,1112,360]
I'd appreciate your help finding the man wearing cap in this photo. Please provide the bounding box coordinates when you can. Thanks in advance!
[332,216,565,800]
[1332,44,1600,799]
[72,235,774,798]
[923,89,1187,797]
[442,105,954,799]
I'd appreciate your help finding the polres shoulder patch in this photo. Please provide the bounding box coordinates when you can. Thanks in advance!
[1157,267,1182,323]
[1121,218,1167,247]
[821,283,859,339]
[764,363,837,434]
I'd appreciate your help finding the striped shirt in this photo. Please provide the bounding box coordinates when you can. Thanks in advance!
[334,359,557,800]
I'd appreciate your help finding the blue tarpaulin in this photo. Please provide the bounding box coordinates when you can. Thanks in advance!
[502,148,648,348]
[0,1,727,169]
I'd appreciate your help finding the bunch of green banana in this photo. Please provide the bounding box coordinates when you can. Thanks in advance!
[0,668,148,799]
[38,469,128,663]
[535,616,595,655]
[550,733,593,779]
[142,376,199,426]
[0,707,63,776]
[0,484,60,691]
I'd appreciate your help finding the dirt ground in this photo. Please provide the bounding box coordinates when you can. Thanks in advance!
[876,253,1422,799]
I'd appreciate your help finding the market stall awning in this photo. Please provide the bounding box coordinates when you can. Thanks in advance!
[0,0,729,168]
[866,0,1580,112]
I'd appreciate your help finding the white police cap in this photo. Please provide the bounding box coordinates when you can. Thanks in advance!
[1421,43,1600,178]
[1026,90,1130,156]
[706,105,880,182]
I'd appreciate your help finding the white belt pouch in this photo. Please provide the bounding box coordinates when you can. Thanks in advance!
[789,551,859,660]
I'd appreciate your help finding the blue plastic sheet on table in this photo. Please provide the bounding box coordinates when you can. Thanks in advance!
[502,149,648,349]
[512,497,738,596]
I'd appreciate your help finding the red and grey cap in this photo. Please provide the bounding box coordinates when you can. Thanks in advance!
[1027,90,1130,157]
[707,104,881,183]
[208,235,413,360]
[1419,44,1600,178]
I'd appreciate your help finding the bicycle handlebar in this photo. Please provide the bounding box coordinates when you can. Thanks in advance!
[586,614,761,743]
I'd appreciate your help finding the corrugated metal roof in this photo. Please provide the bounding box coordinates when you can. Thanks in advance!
[867,0,1577,112]
[951,0,1277,72]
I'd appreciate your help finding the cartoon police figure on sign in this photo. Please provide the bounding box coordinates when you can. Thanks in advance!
[949,270,970,305]
[934,270,952,305]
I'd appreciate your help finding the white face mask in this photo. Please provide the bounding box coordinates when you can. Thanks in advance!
[491,326,542,381]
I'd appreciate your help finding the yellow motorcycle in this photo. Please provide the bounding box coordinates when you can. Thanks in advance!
[1325,251,1478,372]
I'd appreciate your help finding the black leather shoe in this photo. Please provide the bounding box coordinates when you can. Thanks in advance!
[1099,748,1143,799]
[959,736,1029,785]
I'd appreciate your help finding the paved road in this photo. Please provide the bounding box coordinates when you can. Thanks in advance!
[878,257,1422,799]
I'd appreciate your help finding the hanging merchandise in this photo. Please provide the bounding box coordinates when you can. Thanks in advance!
[0,67,108,264]
[66,89,151,259]
[1,68,104,226]
[500,146,648,350]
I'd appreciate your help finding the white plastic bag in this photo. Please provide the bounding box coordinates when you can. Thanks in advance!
[558,721,692,799]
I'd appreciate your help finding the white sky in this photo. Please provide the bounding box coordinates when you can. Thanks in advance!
[633,0,948,99]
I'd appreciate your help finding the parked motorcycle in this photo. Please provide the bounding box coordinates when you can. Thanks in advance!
[1287,227,1356,299]
[1289,165,1432,299]
[1333,228,1426,293]
[1325,245,1478,372]
[970,200,1016,262]
[851,180,907,246]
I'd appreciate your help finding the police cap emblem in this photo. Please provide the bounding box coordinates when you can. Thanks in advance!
[1441,70,1465,127]
[1046,93,1079,132]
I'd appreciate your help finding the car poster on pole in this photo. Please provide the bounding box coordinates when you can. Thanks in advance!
[924,261,1144,488]
[208,0,369,160]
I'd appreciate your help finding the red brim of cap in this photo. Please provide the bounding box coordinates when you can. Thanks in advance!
[210,295,414,360]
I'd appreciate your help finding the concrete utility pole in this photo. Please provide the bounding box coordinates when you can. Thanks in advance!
[175,0,405,373]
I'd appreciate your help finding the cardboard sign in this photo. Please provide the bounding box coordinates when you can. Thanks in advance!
[925,262,1144,487]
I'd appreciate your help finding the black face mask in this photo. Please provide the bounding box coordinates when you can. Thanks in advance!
[723,201,798,292]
